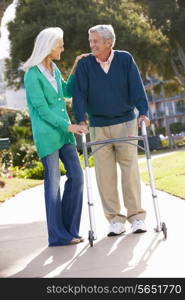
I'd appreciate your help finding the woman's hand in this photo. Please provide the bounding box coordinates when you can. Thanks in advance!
[75,53,89,64]
[68,124,88,135]
[70,53,89,74]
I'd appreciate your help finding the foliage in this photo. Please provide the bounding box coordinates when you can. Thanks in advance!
[6,0,168,88]
[152,79,185,98]
[0,109,32,142]
[8,141,38,168]
[0,108,94,179]
[137,0,185,86]
[79,153,94,169]
[170,122,185,134]
[160,139,169,149]
[155,126,166,136]
[0,109,38,169]
[10,153,94,180]
[0,0,12,20]
[0,111,17,140]
[154,122,185,136]
[15,160,66,179]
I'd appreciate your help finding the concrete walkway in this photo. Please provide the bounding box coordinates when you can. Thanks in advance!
[0,159,185,278]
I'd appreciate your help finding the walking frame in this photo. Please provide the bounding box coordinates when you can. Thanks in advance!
[82,121,167,247]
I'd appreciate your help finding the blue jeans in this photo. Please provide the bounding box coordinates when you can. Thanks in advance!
[41,144,84,246]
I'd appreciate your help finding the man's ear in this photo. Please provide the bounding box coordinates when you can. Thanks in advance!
[106,39,113,48]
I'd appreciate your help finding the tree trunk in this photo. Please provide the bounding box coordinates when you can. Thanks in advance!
[171,41,185,87]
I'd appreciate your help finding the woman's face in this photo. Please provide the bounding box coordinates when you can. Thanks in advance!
[50,39,64,60]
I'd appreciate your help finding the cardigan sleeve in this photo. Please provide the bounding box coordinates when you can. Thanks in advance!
[72,59,88,123]
[127,54,149,117]
[61,74,74,98]
[24,70,69,131]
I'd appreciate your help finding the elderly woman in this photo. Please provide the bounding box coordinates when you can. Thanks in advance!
[23,27,88,247]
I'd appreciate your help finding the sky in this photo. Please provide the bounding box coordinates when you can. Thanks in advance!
[0,0,17,60]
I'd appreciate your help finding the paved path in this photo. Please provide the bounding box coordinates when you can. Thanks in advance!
[0,158,185,278]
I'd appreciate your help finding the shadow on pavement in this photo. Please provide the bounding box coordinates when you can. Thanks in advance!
[0,220,163,278]
[58,232,163,278]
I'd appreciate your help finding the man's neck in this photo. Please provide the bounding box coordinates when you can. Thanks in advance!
[96,49,112,62]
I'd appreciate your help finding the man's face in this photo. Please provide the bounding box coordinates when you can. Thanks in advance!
[88,32,111,58]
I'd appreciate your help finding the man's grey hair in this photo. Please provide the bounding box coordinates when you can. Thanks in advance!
[88,24,116,47]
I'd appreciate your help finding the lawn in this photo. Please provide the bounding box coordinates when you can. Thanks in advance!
[139,150,185,199]
[1,149,185,203]
[0,177,43,203]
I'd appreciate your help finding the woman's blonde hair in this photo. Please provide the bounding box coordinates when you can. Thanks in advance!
[22,27,63,71]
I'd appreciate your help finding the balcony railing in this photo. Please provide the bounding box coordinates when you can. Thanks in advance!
[0,138,9,150]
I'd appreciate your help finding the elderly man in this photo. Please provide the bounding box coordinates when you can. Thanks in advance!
[73,24,150,236]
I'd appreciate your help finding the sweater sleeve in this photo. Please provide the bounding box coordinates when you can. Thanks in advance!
[72,60,88,123]
[24,70,69,131]
[127,54,149,117]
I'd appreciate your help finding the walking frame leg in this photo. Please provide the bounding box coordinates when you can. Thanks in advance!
[141,122,162,233]
[81,124,167,241]
[82,134,97,245]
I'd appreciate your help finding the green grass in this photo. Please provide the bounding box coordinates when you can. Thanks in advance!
[139,151,185,199]
[1,149,184,203]
[0,177,43,203]
[138,147,175,157]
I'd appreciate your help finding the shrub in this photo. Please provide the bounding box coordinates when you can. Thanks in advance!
[155,127,166,135]
[14,160,67,180]
[170,122,185,134]
[154,123,185,136]
[79,153,94,169]
[8,152,94,180]
[9,141,38,168]
[0,111,17,140]
[11,125,32,141]
[0,109,35,169]
[173,136,185,147]
[160,139,169,148]
[15,162,44,179]
[0,149,12,168]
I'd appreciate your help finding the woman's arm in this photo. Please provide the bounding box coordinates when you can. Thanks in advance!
[24,70,69,131]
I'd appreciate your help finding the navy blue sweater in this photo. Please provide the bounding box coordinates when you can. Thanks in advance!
[73,50,148,127]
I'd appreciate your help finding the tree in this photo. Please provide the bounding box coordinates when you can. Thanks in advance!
[137,0,185,87]
[6,0,168,88]
[0,0,12,22]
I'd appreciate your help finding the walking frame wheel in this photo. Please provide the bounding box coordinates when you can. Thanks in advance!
[154,222,167,240]
[88,230,94,247]
[161,222,167,240]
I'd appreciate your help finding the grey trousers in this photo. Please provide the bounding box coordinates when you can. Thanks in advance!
[90,119,146,224]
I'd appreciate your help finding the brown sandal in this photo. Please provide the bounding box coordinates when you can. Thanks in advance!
[69,238,81,245]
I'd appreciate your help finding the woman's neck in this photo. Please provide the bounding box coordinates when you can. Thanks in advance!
[42,57,53,75]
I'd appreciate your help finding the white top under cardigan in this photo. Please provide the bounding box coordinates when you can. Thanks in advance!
[37,63,58,92]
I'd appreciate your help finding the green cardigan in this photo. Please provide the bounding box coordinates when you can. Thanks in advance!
[24,64,75,159]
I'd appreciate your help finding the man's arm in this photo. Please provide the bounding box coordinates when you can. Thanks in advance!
[128,54,150,126]
[72,60,88,124]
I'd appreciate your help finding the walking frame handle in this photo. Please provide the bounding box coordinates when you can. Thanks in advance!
[82,132,87,144]
[140,120,147,136]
